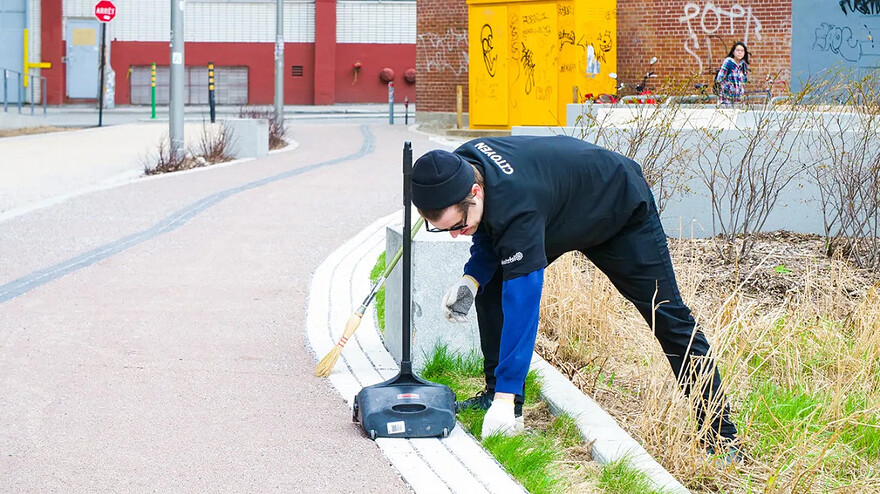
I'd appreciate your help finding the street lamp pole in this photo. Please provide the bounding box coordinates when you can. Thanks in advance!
[274,0,284,122]
[170,0,185,161]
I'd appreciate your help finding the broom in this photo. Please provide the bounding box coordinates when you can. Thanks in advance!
[314,216,425,377]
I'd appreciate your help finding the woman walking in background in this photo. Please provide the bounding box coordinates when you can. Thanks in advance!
[715,41,750,104]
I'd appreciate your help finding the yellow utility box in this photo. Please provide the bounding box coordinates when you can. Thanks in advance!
[468,0,616,129]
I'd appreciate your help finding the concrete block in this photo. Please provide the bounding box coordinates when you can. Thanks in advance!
[385,225,481,371]
[224,118,269,159]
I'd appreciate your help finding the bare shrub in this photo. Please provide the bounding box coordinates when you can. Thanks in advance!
[193,121,236,164]
[143,122,236,176]
[616,103,693,214]
[809,71,880,270]
[690,89,819,264]
[143,135,188,175]
[238,106,287,150]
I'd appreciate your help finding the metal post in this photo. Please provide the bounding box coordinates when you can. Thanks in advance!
[401,141,412,365]
[170,0,185,162]
[404,96,409,125]
[388,81,394,124]
[208,61,215,123]
[98,23,106,126]
[30,76,35,115]
[456,85,463,129]
[274,0,284,122]
[3,70,7,113]
[42,76,47,114]
[151,62,156,119]
[17,75,22,114]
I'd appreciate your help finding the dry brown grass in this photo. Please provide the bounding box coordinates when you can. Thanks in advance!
[0,126,77,138]
[538,232,880,493]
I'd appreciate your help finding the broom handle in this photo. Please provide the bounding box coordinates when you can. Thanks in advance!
[354,216,425,316]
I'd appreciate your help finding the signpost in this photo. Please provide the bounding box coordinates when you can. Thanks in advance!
[94,1,116,127]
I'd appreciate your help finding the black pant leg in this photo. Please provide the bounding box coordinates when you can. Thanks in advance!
[582,205,738,440]
[475,267,504,392]
[474,266,537,410]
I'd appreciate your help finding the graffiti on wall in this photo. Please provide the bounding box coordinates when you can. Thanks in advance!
[678,2,763,73]
[793,1,880,91]
[418,29,469,75]
[840,0,880,15]
[813,22,875,61]
[807,4,879,64]
[481,24,498,76]
[468,0,614,127]
[587,30,613,75]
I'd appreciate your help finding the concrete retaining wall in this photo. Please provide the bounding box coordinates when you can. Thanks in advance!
[517,106,876,238]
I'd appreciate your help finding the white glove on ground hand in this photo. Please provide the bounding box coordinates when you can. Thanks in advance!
[441,275,479,323]
[481,398,517,437]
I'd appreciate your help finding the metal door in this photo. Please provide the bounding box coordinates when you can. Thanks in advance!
[0,0,26,104]
[66,19,100,99]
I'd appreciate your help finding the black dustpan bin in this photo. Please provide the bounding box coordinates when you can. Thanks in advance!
[352,142,457,440]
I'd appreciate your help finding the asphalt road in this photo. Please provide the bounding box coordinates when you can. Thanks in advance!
[0,119,445,492]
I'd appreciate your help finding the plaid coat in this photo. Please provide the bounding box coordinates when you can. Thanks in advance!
[715,57,748,104]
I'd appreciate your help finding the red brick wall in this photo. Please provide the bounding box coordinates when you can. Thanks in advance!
[617,0,791,91]
[417,0,792,113]
[416,0,470,112]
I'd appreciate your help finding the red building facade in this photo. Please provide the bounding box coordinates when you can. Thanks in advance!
[35,0,416,106]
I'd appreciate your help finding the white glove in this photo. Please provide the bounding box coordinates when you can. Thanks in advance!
[441,275,479,323]
[481,398,517,437]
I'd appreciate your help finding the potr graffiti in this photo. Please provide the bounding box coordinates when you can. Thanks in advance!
[678,1,763,73]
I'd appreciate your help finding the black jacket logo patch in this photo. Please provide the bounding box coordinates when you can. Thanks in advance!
[474,142,514,175]
[500,252,524,265]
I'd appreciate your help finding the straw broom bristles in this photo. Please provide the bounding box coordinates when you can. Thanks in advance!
[315,306,367,377]
[314,216,425,377]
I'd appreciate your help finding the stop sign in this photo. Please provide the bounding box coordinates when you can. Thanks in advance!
[94,1,116,22]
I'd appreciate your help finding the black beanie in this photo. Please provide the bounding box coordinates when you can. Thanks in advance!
[412,150,474,210]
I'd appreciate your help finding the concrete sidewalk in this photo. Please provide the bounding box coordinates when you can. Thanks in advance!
[0,122,421,492]
[0,122,229,221]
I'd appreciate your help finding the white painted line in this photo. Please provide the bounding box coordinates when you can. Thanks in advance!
[409,438,489,494]
[439,427,526,494]
[376,438,452,494]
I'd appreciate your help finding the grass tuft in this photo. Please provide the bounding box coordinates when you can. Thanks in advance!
[483,433,566,494]
[548,413,582,449]
[420,344,613,492]
[369,251,386,333]
[598,457,667,494]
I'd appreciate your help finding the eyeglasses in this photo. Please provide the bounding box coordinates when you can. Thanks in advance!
[425,207,469,233]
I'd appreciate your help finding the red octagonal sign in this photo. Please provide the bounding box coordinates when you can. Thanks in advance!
[94,0,116,22]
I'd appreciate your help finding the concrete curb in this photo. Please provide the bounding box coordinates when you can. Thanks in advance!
[306,213,689,494]
[531,355,689,493]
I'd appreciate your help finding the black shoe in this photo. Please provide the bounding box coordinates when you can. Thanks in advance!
[706,442,744,465]
[455,389,522,417]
